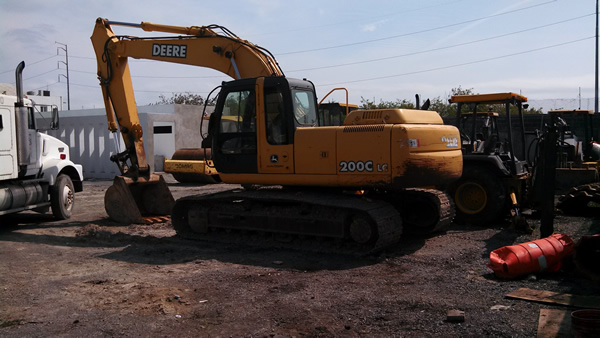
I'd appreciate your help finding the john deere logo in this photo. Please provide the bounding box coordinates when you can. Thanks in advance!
[152,44,187,58]
[270,155,279,163]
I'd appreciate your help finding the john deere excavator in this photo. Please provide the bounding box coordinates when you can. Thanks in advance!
[91,18,463,252]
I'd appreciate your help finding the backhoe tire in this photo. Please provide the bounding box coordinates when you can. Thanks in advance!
[50,174,75,220]
[447,166,507,226]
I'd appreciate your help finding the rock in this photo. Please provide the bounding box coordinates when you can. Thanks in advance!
[447,309,465,322]
[490,305,510,311]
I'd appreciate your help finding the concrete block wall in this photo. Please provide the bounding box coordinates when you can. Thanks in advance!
[50,104,213,179]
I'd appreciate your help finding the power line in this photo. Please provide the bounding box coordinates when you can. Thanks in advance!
[70,81,208,94]
[68,55,165,63]
[318,36,594,87]
[288,13,594,73]
[0,54,57,75]
[279,0,559,55]
[66,1,559,61]
[69,68,227,79]
[29,81,60,92]
[62,13,591,81]
[23,68,58,81]
[247,0,468,38]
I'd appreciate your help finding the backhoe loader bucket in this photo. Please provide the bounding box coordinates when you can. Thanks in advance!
[104,174,175,224]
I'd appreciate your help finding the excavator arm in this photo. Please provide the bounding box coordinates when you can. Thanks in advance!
[91,17,283,224]
[91,17,282,177]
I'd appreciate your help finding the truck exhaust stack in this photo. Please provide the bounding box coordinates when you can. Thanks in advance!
[14,61,30,173]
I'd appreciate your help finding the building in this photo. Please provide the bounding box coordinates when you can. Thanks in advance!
[49,104,213,179]
[26,90,64,111]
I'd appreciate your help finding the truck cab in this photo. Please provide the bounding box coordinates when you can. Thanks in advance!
[0,62,83,219]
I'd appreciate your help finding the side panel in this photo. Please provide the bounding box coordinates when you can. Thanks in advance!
[0,106,17,178]
[391,124,462,187]
[293,127,337,174]
[336,125,392,179]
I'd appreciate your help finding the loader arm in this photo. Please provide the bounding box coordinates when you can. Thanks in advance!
[91,17,283,178]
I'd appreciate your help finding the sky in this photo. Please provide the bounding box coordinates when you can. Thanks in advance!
[0,0,596,111]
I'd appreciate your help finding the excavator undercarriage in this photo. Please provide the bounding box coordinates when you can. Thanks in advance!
[172,187,454,255]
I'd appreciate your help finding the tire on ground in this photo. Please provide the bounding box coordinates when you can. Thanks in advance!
[50,174,75,220]
[447,166,507,225]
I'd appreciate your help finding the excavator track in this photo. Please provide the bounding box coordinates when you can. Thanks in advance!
[557,183,600,216]
[171,188,403,255]
[394,188,455,235]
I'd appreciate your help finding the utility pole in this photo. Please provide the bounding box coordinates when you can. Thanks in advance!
[594,0,598,114]
[56,42,70,110]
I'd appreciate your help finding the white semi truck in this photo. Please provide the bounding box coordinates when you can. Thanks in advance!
[0,61,83,219]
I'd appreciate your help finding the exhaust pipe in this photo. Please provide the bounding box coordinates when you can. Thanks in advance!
[14,61,30,173]
[16,61,25,104]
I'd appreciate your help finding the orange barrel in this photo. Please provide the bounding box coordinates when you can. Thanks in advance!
[488,233,574,279]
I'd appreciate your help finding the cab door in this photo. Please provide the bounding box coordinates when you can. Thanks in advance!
[212,79,258,174]
[257,77,294,174]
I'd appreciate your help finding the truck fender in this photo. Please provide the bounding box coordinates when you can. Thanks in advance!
[41,159,84,192]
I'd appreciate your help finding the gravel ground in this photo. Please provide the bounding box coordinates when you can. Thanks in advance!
[0,176,599,337]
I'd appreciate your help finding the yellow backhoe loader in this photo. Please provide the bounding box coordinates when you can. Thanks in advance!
[92,18,463,252]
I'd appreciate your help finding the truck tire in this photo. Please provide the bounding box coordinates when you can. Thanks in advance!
[51,174,75,220]
[447,166,507,225]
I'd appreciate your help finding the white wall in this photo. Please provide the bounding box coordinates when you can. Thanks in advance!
[51,104,212,179]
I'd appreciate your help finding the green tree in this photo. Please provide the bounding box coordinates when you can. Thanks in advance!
[154,92,216,106]
[426,87,543,117]
[359,97,415,109]
[418,86,474,117]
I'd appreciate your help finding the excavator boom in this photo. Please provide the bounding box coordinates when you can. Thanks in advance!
[91,18,284,223]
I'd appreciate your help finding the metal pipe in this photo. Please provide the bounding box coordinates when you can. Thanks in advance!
[105,20,142,28]
[14,61,30,171]
[519,102,526,162]
[15,61,25,106]
[230,56,241,80]
[506,102,517,175]
[594,0,598,114]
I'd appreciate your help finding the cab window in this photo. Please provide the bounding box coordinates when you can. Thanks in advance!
[265,87,288,145]
[219,90,256,154]
[292,89,317,126]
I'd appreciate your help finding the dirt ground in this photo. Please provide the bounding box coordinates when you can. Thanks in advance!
[1,175,599,337]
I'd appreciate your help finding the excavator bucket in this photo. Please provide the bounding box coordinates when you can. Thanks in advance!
[104,174,175,224]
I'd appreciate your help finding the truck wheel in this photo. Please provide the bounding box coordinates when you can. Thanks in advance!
[448,166,507,225]
[51,174,75,220]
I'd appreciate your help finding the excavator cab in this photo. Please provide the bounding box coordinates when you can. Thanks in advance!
[210,76,317,176]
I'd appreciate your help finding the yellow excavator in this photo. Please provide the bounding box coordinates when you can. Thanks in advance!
[163,96,357,184]
[92,18,463,252]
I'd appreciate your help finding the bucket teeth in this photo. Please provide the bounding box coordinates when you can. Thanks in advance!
[142,215,171,224]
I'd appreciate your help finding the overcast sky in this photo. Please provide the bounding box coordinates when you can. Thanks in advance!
[0,0,596,111]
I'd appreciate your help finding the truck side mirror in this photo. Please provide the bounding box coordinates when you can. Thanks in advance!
[51,107,59,130]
